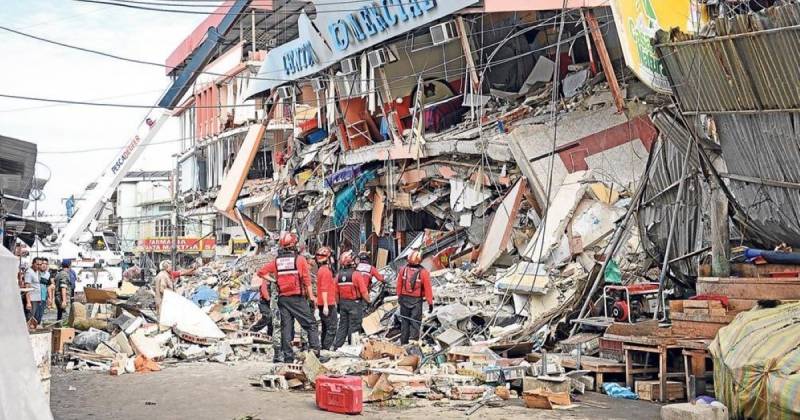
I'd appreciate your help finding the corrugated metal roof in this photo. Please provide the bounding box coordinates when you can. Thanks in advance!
[656,2,800,114]
[716,112,800,246]
[0,135,37,215]
[637,111,708,285]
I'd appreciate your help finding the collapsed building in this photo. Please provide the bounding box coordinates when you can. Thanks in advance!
[46,0,800,418]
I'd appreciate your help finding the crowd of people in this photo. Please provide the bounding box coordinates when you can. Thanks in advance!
[19,257,75,328]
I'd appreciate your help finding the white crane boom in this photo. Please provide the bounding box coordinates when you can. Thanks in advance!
[58,112,169,254]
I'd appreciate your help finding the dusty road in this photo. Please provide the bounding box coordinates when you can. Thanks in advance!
[51,361,661,419]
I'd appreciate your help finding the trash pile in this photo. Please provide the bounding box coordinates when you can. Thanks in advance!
[59,255,282,372]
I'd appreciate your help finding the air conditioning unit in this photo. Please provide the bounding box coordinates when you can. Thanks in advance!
[276,85,294,100]
[310,78,325,92]
[367,48,388,68]
[430,21,458,46]
[340,57,359,75]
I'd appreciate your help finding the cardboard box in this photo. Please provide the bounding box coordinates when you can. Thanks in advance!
[636,380,684,402]
[51,327,75,354]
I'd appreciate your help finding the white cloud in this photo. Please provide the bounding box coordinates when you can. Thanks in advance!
[0,0,207,215]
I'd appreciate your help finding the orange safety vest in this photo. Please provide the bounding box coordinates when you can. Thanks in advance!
[275,251,302,296]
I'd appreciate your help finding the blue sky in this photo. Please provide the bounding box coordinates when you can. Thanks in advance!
[0,0,208,216]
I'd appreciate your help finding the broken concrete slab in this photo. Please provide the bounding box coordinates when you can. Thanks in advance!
[475,179,527,273]
[436,328,468,348]
[661,403,729,420]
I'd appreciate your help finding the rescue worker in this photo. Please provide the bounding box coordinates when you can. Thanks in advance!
[396,250,434,345]
[332,250,370,350]
[250,268,274,337]
[255,232,323,362]
[314,246,337,350]
[355,251,384,286]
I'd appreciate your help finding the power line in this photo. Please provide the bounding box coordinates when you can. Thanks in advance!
[0,88,164,113]
[73,0,436,15]
[0,24,293,82]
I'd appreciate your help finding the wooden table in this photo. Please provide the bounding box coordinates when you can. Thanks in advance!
[682,348,711,399]
[623,343,685,402]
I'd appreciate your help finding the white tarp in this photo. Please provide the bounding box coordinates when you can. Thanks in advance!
[0,245,52,420]
[158,290,225,340]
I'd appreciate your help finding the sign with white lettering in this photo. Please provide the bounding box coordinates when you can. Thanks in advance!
[248,0,478,97]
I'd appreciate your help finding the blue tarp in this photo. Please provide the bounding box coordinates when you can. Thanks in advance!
[333,169,376,227]
[191,285,219,306]
[325,165,363,188]
[602,383,638,399]
[239,289,259,303]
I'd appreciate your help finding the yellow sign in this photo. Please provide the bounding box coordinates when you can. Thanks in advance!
[230,238,250,255]
[610,0,706,93]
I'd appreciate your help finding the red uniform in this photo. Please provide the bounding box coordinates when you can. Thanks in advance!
[396,264,434,306]
[257,251,311,297]
[315,264,337,306]
[336,268,369,301]
[259,278,271,301]
[355,262,384,283]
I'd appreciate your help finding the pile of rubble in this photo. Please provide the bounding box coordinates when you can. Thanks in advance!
[59,255,282,372]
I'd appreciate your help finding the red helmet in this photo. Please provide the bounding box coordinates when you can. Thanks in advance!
[315,246,332,263]
[407,250,422,265]
[279,231,298,248]
[339,250,355,267]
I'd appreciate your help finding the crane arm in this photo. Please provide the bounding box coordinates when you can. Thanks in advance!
[59,113,169,247]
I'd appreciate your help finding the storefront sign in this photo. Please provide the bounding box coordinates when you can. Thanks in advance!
[140,237,216,253]
[230,238,250,255]
[249,0,479,97]
[609,0,706,93]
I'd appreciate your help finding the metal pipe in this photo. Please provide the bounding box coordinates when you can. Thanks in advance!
[570,138,657,335]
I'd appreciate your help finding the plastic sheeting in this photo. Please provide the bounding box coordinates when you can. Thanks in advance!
[0,245,52,420]
[158,290,225,340]
[710,303,800,420]
[333,169,376,227]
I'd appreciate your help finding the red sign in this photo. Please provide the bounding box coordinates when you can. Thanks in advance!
[139,237,216,253]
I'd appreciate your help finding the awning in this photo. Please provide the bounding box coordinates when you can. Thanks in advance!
[246,0,479,98]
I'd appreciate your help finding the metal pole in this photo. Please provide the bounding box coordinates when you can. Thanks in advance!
[656,136,696,320]
[171,156,180,266]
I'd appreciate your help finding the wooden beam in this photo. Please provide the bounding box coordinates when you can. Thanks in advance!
[584,10,625,113]
[456,16,480,94]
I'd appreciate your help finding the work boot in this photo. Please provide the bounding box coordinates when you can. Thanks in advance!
[314,350,330,363]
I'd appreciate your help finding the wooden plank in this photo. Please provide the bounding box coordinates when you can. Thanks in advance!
[700,263,800,278]
[672,320,725,338]
[372,188,385,235]
[683,300,710,309]
[585,10,624,112]
[671,312,736,324]
[728,299,757,311]
[709,308,727,317]
[669,300,684,313]
[376,248,389,269]
[684,308,710,316]
[697,277,800,300]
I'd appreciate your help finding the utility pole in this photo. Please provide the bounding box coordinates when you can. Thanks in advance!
[171,155,180,266]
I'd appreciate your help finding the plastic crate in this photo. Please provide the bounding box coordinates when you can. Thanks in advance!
[316,375,363,414]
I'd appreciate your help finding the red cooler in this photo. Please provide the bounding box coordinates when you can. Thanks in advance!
[315,375,363,414]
